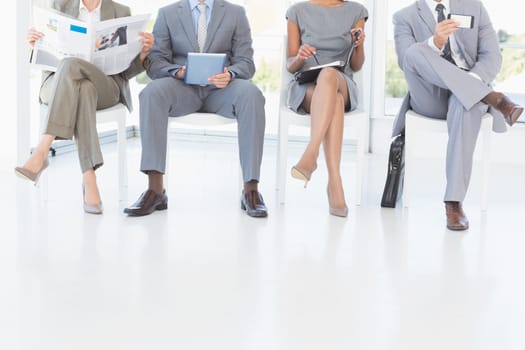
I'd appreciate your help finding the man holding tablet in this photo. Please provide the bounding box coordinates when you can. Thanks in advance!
[125,0,268,218]
[392,0,523,230]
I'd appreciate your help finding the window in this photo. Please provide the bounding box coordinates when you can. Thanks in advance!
[384,0,525,123]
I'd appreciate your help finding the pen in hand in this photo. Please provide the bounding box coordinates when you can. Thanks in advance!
[312,52,320,65]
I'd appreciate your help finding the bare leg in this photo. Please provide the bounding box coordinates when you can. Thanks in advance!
[323,93,347,209]
[21,134,55,172]
[295,68,349,175]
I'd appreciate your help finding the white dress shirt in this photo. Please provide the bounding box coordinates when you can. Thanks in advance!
[425,0,470,70]
[78,0,102,22]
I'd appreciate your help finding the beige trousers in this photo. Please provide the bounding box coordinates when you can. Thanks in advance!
[40,57,121,173]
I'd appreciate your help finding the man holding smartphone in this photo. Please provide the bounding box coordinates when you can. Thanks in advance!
[391,0,523,230]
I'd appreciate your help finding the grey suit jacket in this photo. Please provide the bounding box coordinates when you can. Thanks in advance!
[391,0,505,136]
[147,0,255,80]
[41,0,146,112]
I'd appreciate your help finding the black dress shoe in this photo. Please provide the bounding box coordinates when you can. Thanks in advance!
[241,190,268,218]
[124,189,168,217]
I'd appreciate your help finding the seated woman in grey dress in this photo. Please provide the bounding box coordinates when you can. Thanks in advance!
[285,0,368,217]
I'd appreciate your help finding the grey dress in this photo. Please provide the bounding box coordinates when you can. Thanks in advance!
[285,1,368,113]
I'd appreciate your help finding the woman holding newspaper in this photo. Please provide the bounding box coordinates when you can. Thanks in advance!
[285,0,368,217]
[16,0,153,214]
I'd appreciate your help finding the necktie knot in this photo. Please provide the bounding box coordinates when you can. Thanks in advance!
[435,3,446,22]
[198,3,207,13]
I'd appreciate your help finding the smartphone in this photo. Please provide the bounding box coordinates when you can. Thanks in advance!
[448,14,474,29]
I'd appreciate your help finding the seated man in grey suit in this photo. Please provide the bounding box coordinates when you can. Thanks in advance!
[392,0,523,230]
[124,0,268,218]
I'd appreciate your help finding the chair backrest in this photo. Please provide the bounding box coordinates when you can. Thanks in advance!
[279,35,364,114]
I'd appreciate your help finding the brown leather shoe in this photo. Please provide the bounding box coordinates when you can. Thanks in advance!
[445,201,469,231]
[241,190,268,218]
[483,92,523,126]
[124,189,168,217]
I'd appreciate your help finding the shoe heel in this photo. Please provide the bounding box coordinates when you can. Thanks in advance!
[156,202,168,211]
[240,201,246,210]
[291,166,309,188]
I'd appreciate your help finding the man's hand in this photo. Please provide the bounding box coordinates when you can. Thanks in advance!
[208,68,231,89]
[433,19,459,49]
[175,65,186,80]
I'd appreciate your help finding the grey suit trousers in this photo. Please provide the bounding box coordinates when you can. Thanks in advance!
[40,58,121,173]
[139,77,266,182]
[402,44,492,202]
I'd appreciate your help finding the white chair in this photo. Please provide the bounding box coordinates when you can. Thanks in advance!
[165,112,241,190]
[39,102,129,201]
[276,37,368,205]
[403,109,492,210]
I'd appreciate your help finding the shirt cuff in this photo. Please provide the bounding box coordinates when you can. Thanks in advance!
[228,69,236,79]
[427,36,442,54]
[169,68,180,79]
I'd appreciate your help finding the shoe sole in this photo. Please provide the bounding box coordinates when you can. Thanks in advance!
[240,201,268,218]
[508,107,524,126]
[446,224,469,231]
[124,203,168,217]
[291,167,310,188]
[14,168,39,185]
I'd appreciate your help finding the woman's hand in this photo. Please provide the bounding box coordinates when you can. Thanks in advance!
[351,27,365,48]
[139,31,154,61]
[296,44,317,61]
[27,27,44,48]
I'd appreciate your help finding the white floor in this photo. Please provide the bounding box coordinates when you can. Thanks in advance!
[2,134,525,350]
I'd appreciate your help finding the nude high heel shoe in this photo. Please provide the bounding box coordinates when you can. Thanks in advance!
[82,184,104,215]
[291,163,317,188]
[14,158,49,186]
[327,187,348,218]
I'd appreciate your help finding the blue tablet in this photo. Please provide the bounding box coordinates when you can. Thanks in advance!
[184,52,227,86]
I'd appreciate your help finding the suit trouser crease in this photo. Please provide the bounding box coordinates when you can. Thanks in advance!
[403,44,489,202]
[139,78,266,183]
[40,58,121,173]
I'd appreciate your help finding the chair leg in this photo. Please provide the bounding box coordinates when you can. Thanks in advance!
[117,115,128,201]
[403,129,413,208]
[480,118,491,211]
[354,115,365,206]
[276,113,289,205]
[165,128,170,191]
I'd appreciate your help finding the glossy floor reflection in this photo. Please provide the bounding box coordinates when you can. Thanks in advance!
[3,135,525,350]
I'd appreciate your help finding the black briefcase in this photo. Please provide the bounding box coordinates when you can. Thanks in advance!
[381,133,405,208]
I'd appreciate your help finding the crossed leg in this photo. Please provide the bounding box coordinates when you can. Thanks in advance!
[295,67,350,210]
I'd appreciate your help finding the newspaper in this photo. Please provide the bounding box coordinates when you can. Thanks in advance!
[30,6,150,75]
